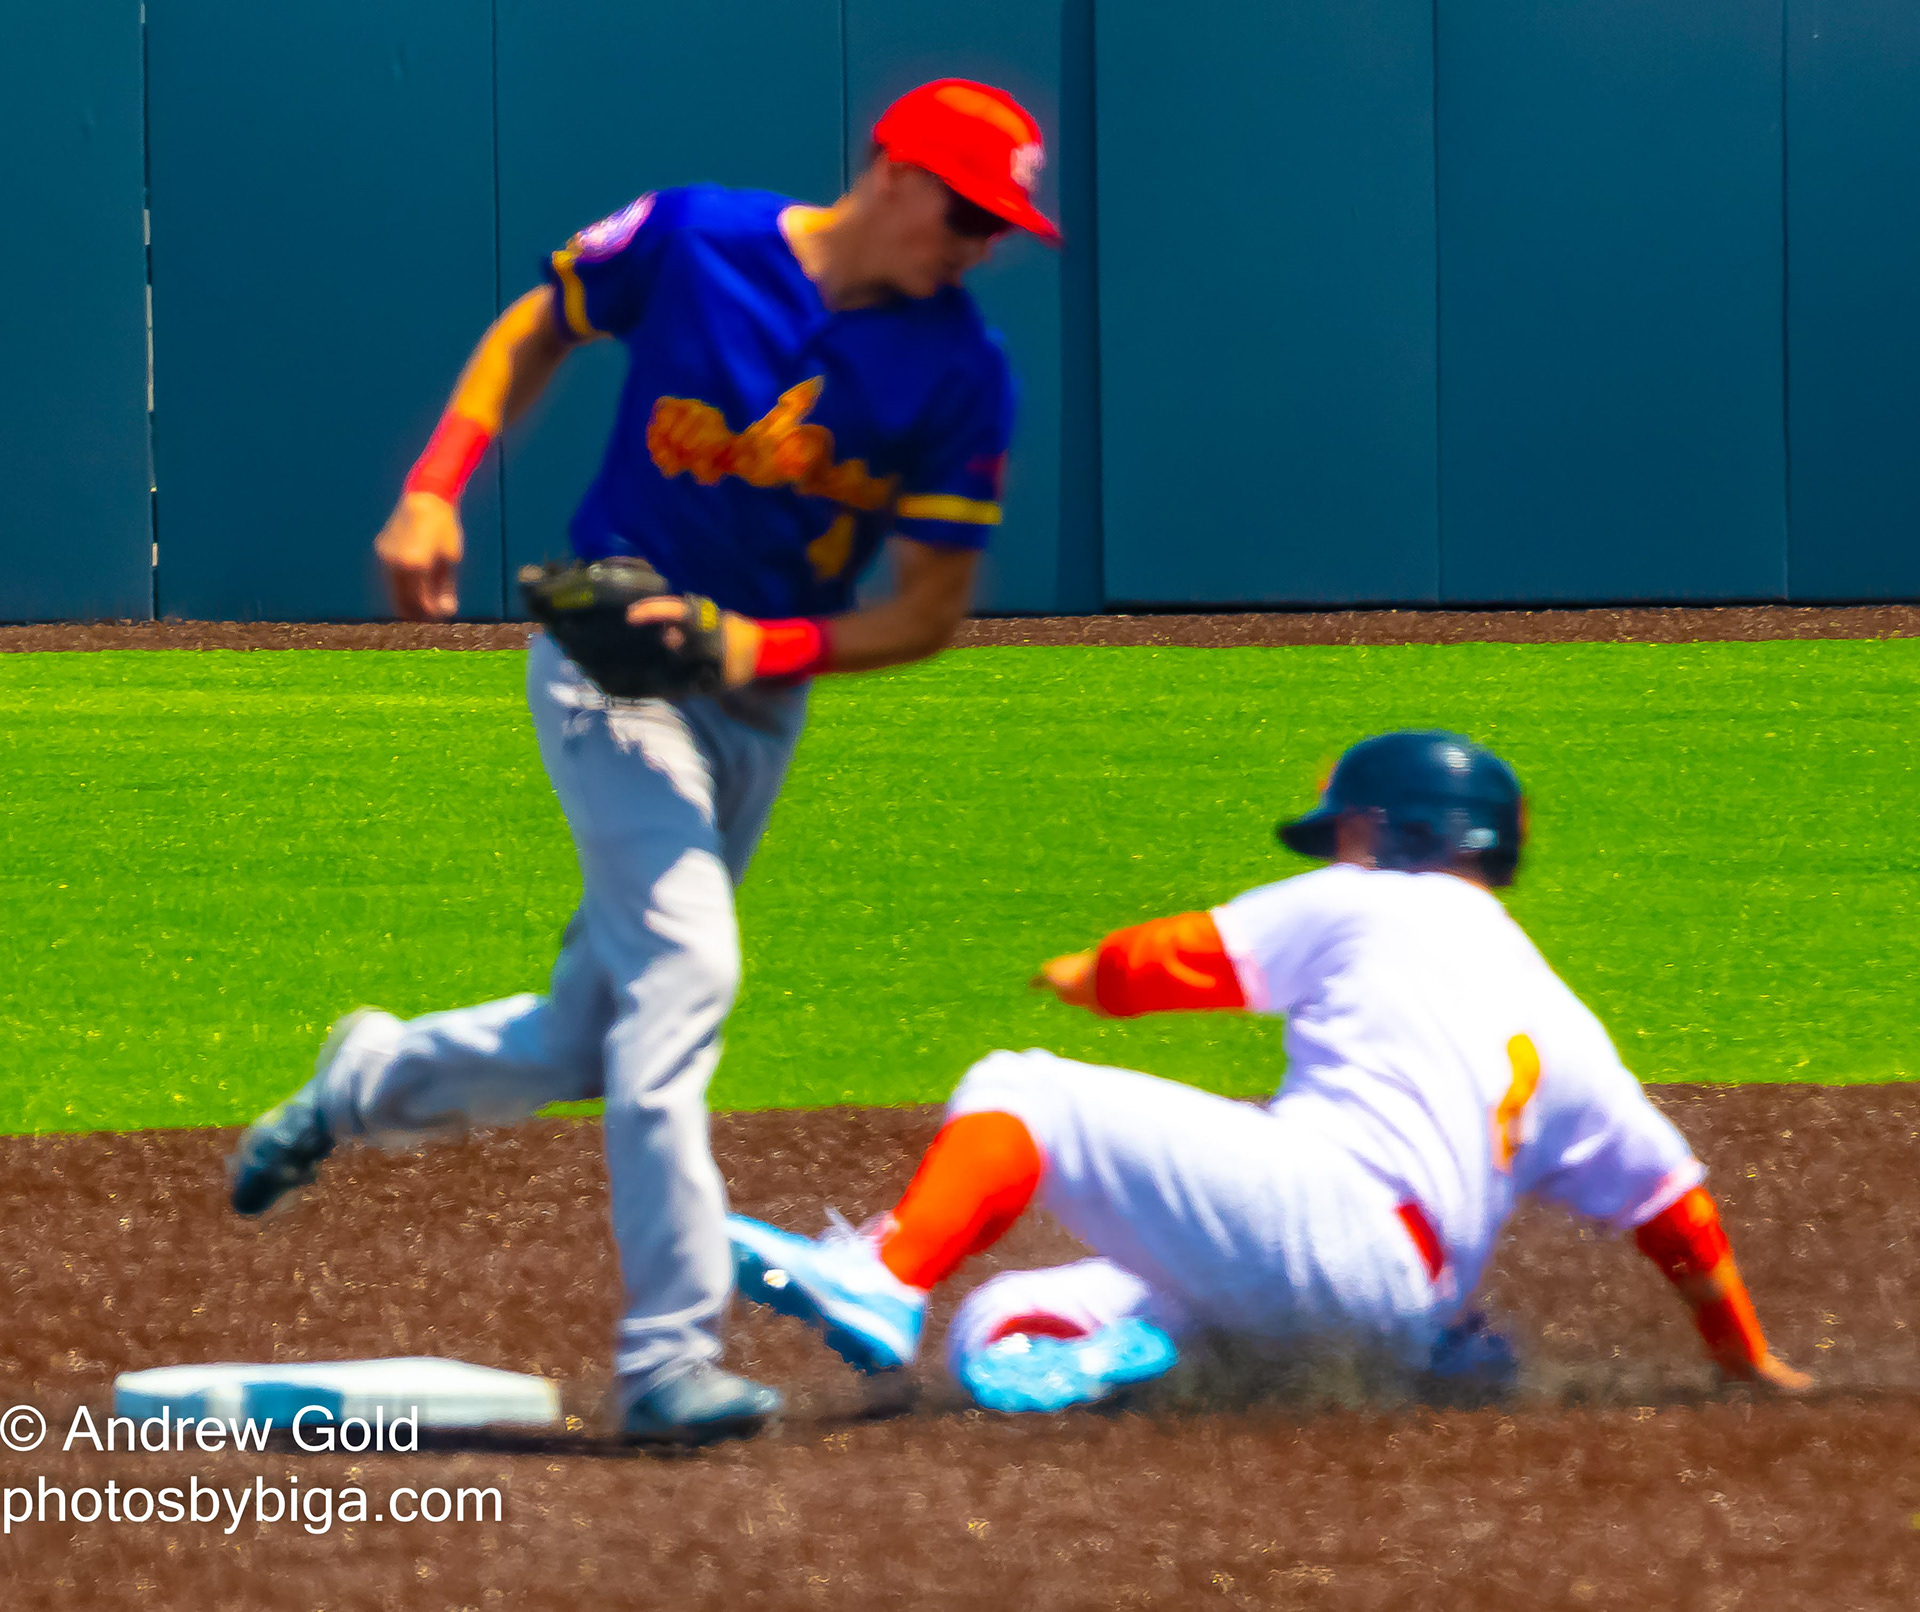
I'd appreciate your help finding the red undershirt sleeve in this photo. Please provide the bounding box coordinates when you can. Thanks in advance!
[1633,1186,1771,1375]
[1092,911,1249,1018]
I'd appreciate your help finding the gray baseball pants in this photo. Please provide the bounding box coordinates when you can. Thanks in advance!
[314,629,806,1395]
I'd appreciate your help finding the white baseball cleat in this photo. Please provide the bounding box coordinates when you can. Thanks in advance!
[728,1211,927,1374]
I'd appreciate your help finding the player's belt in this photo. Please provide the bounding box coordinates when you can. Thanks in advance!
[1394,1200,1446,1284]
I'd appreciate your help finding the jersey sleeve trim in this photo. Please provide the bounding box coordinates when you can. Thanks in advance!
[1092,911,1249,1018]
[1207,901,1274,1014]
[1615,1157,1707,1232]
[547,249,602,341]
[896,493,1002,526]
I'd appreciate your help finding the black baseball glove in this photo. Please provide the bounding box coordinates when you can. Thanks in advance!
[518,557,727,701]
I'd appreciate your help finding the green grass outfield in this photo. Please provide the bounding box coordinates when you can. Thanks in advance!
[2,641,1916,1134]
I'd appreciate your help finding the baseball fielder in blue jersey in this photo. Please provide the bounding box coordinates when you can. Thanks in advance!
[228,80,1059,1445]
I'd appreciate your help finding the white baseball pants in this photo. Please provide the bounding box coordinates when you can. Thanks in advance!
[941,1050,1446,1372]
[314,630,806,1394]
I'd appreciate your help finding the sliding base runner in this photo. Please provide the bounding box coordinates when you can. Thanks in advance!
[730,731,1812,1412]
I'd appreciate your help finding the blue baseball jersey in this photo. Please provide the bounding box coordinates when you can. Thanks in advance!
[541,185,1016,619]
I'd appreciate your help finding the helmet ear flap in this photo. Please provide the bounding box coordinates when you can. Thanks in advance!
[1373,810,1448,873]
[1479,845,1521,887]
[1479,800,1526,886]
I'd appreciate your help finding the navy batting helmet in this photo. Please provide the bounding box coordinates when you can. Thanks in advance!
[1277,730,1525,886]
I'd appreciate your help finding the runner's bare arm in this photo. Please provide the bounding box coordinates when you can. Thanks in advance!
[376,285,584,621]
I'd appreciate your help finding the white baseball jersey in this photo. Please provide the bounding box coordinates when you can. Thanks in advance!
[1211,863,1703,1305]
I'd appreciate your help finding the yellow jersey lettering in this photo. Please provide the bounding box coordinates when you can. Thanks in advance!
[647,378,897,513]
[806,512,857,581]
[1492,1033,1542,1171]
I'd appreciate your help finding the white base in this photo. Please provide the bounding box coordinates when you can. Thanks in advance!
[113,1357,561,1432]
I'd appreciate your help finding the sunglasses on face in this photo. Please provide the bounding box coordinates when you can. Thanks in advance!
[943,185,1012,241]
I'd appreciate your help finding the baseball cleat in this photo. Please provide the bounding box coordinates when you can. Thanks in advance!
[619,1363,783,1446]
[227,1009,371,1216]
[1424,1311,1520,1395]
[957,1318,1179,1414]
[728,1211,926,1374]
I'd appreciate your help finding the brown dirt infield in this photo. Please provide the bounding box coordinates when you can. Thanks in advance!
[3,1086,1919,1610]
[6,600,1920,652]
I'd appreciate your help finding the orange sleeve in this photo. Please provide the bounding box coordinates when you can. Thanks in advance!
[1093,911,1248,1018]
[1634,1186,1770,1376]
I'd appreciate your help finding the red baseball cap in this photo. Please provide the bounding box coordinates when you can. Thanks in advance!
[872,79,1060,246]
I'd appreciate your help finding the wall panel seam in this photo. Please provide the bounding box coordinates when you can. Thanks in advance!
[1780,0,1795,601]
[838,0,849,194]
[1430,0,1444,605]
[142,0,157,620]
[490,0,506,617]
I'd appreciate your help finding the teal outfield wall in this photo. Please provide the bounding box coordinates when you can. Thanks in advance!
[1098,0,1440,606]
[145,0,501,621]
[1,1,151,620]
[6,0,1920,621]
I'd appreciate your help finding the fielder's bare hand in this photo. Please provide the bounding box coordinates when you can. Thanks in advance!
[626,595,763,689]
[1032,950,1098,1009]
[376,490,464,620]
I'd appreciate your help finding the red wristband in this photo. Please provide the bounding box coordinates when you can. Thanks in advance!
[403,412,494,502]
[751,617,833,680]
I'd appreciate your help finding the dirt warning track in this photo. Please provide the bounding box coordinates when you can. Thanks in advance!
[8,600,1920,652]
[1,1086,1917,1609]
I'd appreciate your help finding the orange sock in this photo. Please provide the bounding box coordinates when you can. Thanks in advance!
[878,1110,1043,1290]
